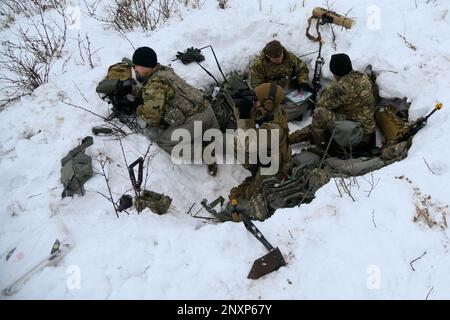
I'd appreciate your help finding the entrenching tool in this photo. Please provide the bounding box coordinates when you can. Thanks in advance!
[128,157,144,193]
[201,197,287,279]
[233,199,287,280]
[126,157,144,212]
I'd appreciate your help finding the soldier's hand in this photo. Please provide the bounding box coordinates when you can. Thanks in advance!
[236,98,253,119]
[298,82,313,93]
[233,89,256,119]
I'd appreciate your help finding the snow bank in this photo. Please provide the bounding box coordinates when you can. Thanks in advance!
[0,0,449,299]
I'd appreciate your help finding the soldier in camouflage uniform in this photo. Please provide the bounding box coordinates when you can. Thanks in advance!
[118,47,220,175]
[289,53,377,153]
[250,40,312,121]
[250,40,310,90]
[230,83,293,201]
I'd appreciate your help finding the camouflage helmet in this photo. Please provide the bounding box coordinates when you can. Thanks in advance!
[254,83,284,112]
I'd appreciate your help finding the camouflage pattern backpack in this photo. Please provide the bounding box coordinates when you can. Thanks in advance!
[106,58,133,80]
[61,136,93,198]
[208,72,251,131]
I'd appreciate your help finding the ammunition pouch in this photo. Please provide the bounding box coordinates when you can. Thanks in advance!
[163,106,186,127]
[134,190,172,215]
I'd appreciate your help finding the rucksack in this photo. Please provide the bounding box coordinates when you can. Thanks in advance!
[208,72,251,131]
[106,58,133,80]
[61,136,94,198]
[96,58,140,117]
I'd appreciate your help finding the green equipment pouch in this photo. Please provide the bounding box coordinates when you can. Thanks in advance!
[96,79,120,95]
[163,106,186,127]
[61,136,94,198]
[106,61,132,80]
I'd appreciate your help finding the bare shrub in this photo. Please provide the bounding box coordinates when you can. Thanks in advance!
[86,0,178,35]
[0,1,67,108]
[84,0,205,36]
[0,0,65,29]
[218,0,228,9]
[77,32,101,69]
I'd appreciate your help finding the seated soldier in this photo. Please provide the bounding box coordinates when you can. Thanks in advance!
[97,47,220,176]
[230,83,293,203]
[249,40,312,121]
[289,53,377,156]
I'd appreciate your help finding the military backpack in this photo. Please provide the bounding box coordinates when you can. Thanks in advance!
[61,136,94,198]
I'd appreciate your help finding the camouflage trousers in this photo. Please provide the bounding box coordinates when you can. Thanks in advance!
[284,101,311,121]
[288,107,336,146]
[143,103,220,162]
[289,108,372,148]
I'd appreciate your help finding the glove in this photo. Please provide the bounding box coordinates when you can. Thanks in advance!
[297,82,313,93]
[234,89,256,119]
[236,100,253,118]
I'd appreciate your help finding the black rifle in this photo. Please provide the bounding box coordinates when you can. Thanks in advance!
[403,103,443,140]
[97,79,140,120]
[108,80,140,119]
[309,41,324,110]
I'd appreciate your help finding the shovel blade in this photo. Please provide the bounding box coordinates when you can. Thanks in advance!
[247,247,286,280]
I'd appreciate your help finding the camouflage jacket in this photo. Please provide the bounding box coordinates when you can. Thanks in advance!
[249,49,309,89]
[137,64,207,127]
[317,70,377,142]
[235,102,292,176]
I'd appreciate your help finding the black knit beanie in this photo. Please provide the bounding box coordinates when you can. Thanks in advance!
[329,53,353,76]
[132,47,157,68]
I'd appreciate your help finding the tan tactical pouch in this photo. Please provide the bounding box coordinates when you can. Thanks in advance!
[106,62,132,81]
[375,106,411,145]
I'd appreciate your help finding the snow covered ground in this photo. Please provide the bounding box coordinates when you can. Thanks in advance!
[1,0,450,299]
